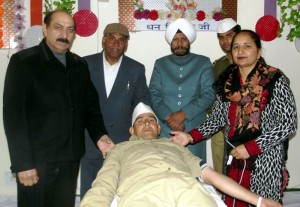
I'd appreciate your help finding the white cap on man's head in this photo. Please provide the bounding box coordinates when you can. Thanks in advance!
[132,103,158,126]
[217,18,238,33]
[165,18,196,45]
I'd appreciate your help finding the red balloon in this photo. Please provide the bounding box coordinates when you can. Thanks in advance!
[255,15,280,42]
[73,10,99,37]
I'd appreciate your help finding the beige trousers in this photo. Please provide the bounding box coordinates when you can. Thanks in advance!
[211,131,224,174]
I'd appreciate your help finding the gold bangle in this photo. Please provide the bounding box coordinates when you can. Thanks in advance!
[186,133,193,144]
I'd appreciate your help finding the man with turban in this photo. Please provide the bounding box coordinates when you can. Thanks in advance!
[149,18,215,161]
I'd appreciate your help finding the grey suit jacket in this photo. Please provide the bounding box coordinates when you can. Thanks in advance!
[83,51,151,159]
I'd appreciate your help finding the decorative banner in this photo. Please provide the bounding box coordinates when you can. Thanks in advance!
[78,0,90,10]
[264,0,276,17]
[135,19,217,31]
[119,0,135,31]
[2,0,15,48]
[255,15,279,42]
[222,0,237,21]
[73,10,98,37]
[0,0,3,48]
[24,25,43,48]
[119,0,237,32]
[14,0,25,50]
[133,0,223,31]
[30,0,42,26]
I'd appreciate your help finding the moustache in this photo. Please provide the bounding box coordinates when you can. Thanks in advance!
[174,46,188,50]
[56,38,70,44]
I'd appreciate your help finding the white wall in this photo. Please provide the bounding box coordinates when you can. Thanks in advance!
[0,0,299,196]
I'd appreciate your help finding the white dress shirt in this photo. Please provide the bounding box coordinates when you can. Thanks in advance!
[103,53,123,97]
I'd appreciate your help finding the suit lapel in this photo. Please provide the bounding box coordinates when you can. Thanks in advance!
[90,52,108,109]
[106,56,130,103]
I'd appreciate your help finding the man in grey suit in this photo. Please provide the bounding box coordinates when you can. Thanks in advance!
[80,23,151,198]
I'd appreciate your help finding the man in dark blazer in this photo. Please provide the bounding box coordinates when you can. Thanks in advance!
[3,10,109,207]
[80,23,151,198]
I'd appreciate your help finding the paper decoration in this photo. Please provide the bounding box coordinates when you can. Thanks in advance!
[78,0,90,10]
[0,0,3,48]
[119,0,135,31]
[30,0,42,26]
[14,0,25,50]
[73,10,98,37]
[2,0,18,49]
[264,0,276,17]
[222,0,237,21]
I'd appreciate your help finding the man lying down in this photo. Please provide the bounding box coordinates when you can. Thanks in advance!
[80,103,282,207]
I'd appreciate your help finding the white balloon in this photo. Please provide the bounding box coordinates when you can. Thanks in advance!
[24,25,44,48]
[295,37,300,53]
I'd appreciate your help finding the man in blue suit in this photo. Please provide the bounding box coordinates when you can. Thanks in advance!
[149,18,215,161]
[80,23,151,198]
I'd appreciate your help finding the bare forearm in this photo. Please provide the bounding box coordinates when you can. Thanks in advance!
[212,172,258,205]
[203,167,282,207]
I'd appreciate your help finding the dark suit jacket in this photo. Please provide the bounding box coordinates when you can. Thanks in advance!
[83,51,151,159]
[3,39,108,172]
